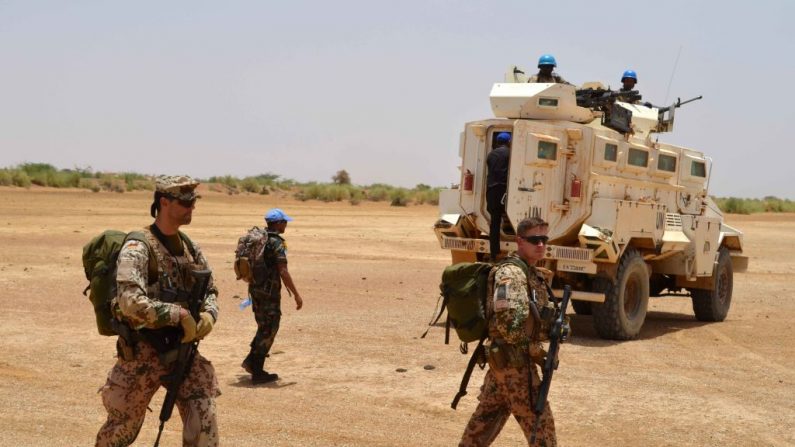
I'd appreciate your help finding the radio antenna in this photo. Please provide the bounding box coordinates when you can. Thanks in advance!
[663,45,683,105]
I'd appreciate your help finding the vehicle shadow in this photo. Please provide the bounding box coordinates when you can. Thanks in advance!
[566,311,712,346]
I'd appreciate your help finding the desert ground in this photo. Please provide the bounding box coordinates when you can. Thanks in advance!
[0,187,793,447]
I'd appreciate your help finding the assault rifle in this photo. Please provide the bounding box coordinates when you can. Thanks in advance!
[530,285,571,445]
[576,88,642,109]
[153,269,212,447]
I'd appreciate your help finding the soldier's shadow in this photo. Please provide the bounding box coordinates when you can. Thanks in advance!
[228,375,297,389]
[566,311,711,346]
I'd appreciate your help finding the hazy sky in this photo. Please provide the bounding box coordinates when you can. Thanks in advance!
[1,1,793,198]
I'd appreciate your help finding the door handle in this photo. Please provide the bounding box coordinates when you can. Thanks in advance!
[518,187,535,192]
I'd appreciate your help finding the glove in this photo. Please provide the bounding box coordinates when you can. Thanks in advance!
[196,312,215,339]
[179,313,197,343]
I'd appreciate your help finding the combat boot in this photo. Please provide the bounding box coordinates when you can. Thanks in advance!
[251,370,279,384]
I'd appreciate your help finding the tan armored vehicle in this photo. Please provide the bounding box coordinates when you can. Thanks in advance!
[433,69,749,340]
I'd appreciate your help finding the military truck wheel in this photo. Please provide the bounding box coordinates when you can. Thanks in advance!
[572,300,593,315]
[593,249,649,340]
[690,247,733,322]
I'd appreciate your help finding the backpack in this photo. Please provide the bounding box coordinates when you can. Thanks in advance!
[428,257,529,409]
[234,226,271,284]
[81,229,195,336]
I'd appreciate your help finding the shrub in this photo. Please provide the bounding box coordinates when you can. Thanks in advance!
[389,188,409,206]
[12,171,31,187]
[0,170,12,186]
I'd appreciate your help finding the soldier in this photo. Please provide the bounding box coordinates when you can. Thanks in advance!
[486,132,511,261]
[459,217,559,447]
[241,208,304,384]
[96,175,220,447]
[620,69,638,93]
[527,54,569,84]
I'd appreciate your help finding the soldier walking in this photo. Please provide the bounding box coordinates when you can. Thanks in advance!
[241,208,303,384]
[96,175,220,447]
[459,217,560,447]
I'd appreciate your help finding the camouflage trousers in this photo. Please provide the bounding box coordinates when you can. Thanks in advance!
[96,340,220,447]
[459,365,556,447]
[249,291,281,360]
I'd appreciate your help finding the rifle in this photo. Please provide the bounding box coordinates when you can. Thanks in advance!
[530,285,571,445]
[153,269,212,447]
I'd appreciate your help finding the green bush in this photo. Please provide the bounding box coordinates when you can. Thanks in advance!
[389,188,409,207]
[0,170,13,186]
[12,171,31,187]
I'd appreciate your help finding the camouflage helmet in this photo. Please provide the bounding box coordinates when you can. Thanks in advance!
[155,175,200,201]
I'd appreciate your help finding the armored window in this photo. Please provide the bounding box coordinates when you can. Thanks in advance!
[628,148,649,167]
[538,97,558,107]
[657,154,677,172]
[604,144,618,162]
[538,141,557,160]
[691,161,706,177]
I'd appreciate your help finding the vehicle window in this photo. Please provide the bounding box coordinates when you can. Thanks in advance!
[658,154,677,172]
[538,141,557,160]
[538,98,558,107]
[628,148,649,167]
[604,144,617,162]
[691,161,706,177]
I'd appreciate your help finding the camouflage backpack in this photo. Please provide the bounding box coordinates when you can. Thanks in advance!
[234,226,272,285]
[81,229,195,336]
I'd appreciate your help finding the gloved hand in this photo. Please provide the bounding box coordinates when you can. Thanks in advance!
[196,312,215,339]
[179,312,197,343]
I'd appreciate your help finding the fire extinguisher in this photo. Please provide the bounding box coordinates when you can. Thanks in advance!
[570,176,582,198]
[463,169,474,192]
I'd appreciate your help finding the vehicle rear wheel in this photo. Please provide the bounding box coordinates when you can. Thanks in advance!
[690,247,733,322]
[571,300,593,315]
[593,249,649,340]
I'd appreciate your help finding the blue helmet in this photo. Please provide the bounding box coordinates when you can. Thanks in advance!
[621,69,638,82]
[264,208,293,223]
[538,54,557,68]
[496,132,512,143]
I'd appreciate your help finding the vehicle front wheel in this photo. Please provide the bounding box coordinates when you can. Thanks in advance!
[690,247,733,322]
[593,249,650,340]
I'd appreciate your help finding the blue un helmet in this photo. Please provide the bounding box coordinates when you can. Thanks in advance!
[538,54,557,68]
[621,69,638,82]
[496,132,512,144]
[264,208,293,223]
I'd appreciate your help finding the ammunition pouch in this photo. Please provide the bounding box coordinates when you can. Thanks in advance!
[111,319,137,361]
[486,340,530,370]
[138,327,182,364]
[159,286,191,304]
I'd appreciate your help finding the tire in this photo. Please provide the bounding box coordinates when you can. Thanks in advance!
[593,249,650,340]
[572,300,593,315]
[690,247,733,322]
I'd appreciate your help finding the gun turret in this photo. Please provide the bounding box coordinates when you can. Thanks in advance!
[576,88,642,109]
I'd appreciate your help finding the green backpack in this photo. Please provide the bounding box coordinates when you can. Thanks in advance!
[81,229,196,336]
[81,231,151,335]
[431,258,529,409]
[438,258,529,344]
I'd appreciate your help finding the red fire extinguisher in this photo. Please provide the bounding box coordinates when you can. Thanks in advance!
[570,176,582,198]
[463,169,474,192]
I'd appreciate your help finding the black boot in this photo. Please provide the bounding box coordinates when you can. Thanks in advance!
[251,370,279,384]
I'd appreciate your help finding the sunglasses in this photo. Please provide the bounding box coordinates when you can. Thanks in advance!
[519,235,549,245]
[167,195,197,208]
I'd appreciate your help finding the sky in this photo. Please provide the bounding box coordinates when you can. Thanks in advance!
[1,1,793,198]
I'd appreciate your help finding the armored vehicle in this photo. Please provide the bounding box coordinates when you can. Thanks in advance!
[433,69,748,340]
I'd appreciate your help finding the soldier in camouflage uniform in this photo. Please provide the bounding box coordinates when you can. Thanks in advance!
[527,54,570,85]
[96,175,220,447]
[459,217,558,447]
[241,208,303,384]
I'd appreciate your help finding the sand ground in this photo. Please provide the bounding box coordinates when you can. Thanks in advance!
[0,187,793,446]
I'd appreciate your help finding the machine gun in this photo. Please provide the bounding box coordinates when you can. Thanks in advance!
[530,285,571,445]
[576,88,642,109]
[656,95,703,132]
[153,269,212,447]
